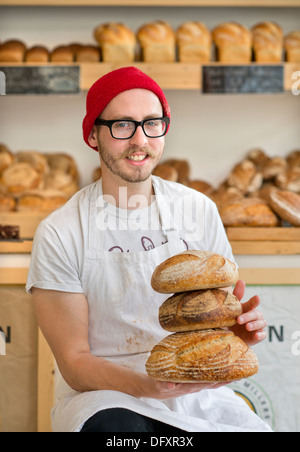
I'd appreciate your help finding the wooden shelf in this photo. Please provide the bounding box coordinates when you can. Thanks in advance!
[1,62,299,92]
[228,227,300,255]
[1,0,300,7]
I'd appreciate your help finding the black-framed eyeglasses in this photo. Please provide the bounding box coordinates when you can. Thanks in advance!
[94,117,170,140]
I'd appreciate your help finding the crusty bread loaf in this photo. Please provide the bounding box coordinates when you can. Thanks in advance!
[162,159,190,185]
[0,162,42,195]
[50,45,74,63]
[75,45,100,62]
[269,189,300,226]
[0,40,26,63]
[262,157,287,180]
[94,22,136,63]
[285,31,300,63]
[177,21,212,63]
[275,168,300,193]
[0,188,16,212]
[25,46,49,63]
[287,150,300,169]
[252,21,283,62]
[212,22,252,63]
[219,197,279,227]
[0,144,14,174]
[151,250,239,294]
[159,289,242,332]
[16,189,67,212]
[16,151,49,175]
[146,329,259,383]
[228,160,263,195]
[137,21,176,63]
[188,180,213,196]
[152,163,178,182]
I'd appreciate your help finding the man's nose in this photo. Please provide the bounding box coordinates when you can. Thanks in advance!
[129,125,148,147]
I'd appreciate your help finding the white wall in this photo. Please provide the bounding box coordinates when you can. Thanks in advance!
[0,6,299,188]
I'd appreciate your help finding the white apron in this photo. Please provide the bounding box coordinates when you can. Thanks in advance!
[52,178,272,433]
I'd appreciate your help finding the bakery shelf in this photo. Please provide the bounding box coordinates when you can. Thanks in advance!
[227,227,300,255]
[1,62,299,92]
[1,0,300,7]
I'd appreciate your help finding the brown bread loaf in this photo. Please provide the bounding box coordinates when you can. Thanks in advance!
[146,329,259,383]
[151,250,239,294]
[159,289,242,332]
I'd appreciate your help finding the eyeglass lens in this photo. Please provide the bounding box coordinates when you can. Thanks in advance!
[112,119,167,139]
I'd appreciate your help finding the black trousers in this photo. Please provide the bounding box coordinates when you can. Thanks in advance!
[80,408,186,433]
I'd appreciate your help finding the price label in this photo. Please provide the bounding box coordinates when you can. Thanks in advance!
[0,66,80,95]
[202,65,284,94]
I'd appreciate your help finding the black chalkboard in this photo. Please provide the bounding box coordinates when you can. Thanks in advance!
[202,65,284,94]
[0,66,80,95]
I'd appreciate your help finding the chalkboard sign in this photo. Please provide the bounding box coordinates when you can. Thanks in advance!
[202,65,284,94]
[0,66,80,95]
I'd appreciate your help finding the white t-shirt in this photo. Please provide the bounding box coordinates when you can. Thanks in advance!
[26,177,235,294]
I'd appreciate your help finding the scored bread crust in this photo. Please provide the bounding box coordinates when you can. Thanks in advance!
[151,250,239,294]
[146,329,259,383]
[159,289,242,332]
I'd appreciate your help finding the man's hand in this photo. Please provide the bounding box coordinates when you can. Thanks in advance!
[229,280,267,346]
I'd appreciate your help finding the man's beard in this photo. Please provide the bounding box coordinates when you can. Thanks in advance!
[99,143,162,183]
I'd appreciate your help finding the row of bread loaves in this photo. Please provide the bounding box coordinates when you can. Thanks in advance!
[146,250,259,383]
[0,143,79,212]
[1,21,299,64]
[94,21,300,63]
[0,40,100,63]
[210,149,300,227]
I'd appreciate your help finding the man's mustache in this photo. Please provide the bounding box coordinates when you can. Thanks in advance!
[121,147,156,159]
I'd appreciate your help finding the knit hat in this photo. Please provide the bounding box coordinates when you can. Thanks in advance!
[82,66,171,150]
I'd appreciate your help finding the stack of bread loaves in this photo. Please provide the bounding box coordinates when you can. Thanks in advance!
[146,250,259,383]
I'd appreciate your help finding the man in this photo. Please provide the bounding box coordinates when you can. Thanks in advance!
[27,67,271,432]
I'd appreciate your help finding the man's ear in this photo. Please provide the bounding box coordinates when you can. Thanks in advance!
[88,126,98,148]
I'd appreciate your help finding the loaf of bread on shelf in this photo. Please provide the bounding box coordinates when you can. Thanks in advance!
[45,170,79,197]
[25,46,49,63]
[151,250,239,294]
[285,31,300,63]
[16,151,49,175]
[275,168,300,193]
[162,159,190,185]
[94,22,136,63]
[262,157,287,180]
[75,45,101,63]
[219,197,279,227]
[0,162,42,195]
[0,40,26,63]
[146,329,259,383]
[152,163,178,182]
[46,153,79,183]
[0,144,14,174]
[269,189,300,226]
[210,185,244,209]
[212,22,252,63]
[159,289,242,333]
[177,21,212,63]
[227,160,263,195]
[188,180,213,196]
[137,20,176,63]
[0,187,16,212]
[287,150,300,169]
[252,22,283,63]
[50,45,74,63]
[16,189,68,212]
[246,149,270,171]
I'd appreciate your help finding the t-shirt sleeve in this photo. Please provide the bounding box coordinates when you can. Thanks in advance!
[26,220,84,294]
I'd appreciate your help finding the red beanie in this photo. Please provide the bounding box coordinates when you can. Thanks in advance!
[82,66,171,150]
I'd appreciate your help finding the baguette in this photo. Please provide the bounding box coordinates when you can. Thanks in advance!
[146,329,259,383]
[159,289,242,332]
[151,250,238,294]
